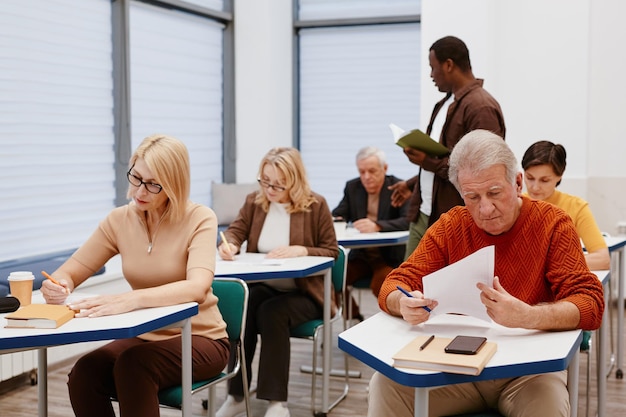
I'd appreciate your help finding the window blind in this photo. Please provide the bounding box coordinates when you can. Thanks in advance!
[298,0,421,20]
[0,0,114,261]
[129,1,224,207]
[299,23,422,209]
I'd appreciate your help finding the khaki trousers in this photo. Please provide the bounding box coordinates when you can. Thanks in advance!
[367,370,569,417]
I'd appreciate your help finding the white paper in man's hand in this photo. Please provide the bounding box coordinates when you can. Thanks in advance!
[423,245,495,322]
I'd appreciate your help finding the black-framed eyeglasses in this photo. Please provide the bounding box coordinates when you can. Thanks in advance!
[257,178,286,192]
[127,170,163,194]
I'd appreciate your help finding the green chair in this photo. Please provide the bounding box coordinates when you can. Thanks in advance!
[158,277,251,417]
[290,246,349,416]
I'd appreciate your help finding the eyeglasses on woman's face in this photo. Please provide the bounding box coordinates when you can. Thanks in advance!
[257,178,286,192]
[127,170,163,194]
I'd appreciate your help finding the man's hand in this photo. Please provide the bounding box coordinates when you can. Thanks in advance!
[352,218,380,233]
[403,147,427,166]
[389,181,411,207]
[395,289,437,325]
[478,276,533,328]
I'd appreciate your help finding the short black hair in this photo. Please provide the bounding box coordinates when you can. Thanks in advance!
[430,36,472,72]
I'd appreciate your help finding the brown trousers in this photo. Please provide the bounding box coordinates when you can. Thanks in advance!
[68,335,230,417]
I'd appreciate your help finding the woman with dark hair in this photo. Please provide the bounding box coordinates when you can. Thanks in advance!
[522,140,609,270]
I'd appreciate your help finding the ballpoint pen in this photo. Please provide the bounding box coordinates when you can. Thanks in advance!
[396,285,431,312]
[419,334,435,350]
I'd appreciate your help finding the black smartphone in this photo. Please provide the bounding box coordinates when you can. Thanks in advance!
[444,336,487,355]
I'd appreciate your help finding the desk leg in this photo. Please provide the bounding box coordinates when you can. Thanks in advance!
[413,387,428,417]
[38,348,47,417]
[181,318,192,417]
[597,281,610,417]
[618,248,624,379]
[322,267,331,415]
[568,349,579,417]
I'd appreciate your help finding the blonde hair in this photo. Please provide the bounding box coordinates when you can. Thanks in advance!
[127,134,190,223]
[255,147,317,213]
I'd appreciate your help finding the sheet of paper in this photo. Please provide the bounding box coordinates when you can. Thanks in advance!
[422,245,494,322]
[389,123,405,141]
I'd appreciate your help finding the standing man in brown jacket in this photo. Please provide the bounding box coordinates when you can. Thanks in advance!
[390,36,506,259]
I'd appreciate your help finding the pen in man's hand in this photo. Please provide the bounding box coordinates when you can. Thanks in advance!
[419,334,435,350]
[396,285,431,312]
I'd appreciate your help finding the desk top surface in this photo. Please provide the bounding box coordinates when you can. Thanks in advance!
[605,236,626,251]
[339,312,582,388]
[214,253,333,280]
[0,295,197,351]
[336,230,409,248]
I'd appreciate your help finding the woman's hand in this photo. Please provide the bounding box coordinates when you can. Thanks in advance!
[41,277,74,305]
[218,242,239,261]
[69,293,138,318]
[266,245,307,258]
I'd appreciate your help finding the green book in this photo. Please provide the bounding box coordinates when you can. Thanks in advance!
[389,123,450,157]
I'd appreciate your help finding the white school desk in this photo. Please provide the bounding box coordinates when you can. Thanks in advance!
[214,253,335,414]
[338,312,582,417]
[0,295,198,417]
[604,236,626,379]
[336,230,409,249]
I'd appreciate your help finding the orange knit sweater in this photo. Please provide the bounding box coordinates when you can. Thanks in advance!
[380,196,604,330]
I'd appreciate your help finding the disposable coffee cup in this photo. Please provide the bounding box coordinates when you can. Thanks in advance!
[8,271,35,307]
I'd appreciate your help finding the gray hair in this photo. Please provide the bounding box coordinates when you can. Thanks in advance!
[449,130,518,192]
[356,146,386,168]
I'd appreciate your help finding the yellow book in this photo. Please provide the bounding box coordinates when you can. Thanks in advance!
[389,123,450,157]
[392,335,497,376]
[5,304,75,329]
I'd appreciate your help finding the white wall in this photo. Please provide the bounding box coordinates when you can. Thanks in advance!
[234,0,626,233]
[234,0,294,182]
[421,0,626,234]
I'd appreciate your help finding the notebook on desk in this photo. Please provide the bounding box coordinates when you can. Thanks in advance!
[392,334,497,376]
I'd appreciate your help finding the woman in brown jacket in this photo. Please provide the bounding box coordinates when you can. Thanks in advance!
[216,147,338,417]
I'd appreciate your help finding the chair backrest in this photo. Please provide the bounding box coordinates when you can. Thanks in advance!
[212,277,249,342]
[332,245,347,294]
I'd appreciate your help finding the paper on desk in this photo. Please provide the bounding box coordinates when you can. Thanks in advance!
[423,245,494,322]
[216,257,286,266]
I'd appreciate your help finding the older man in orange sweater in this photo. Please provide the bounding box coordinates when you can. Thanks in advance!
[369,130,604,417]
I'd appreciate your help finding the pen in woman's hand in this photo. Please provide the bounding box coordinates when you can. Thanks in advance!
[220,231,233,257]
[396,285,431,312]
[42,270,67,294]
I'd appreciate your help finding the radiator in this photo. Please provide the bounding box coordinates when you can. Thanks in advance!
[0,350,37,383]
[0,261,124,384]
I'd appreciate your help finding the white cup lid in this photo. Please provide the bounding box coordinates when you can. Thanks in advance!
[8,271,35,281]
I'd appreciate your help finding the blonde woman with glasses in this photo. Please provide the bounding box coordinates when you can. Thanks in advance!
[217,147,338,417]
[41,134,230,417]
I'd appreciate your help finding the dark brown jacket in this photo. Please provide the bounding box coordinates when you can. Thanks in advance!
[224,191,339,314]
[406,79,506,224]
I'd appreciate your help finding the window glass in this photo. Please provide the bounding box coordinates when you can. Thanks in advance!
[0,0,114,260]
[130,1,224,206]
[299,24,421,208]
